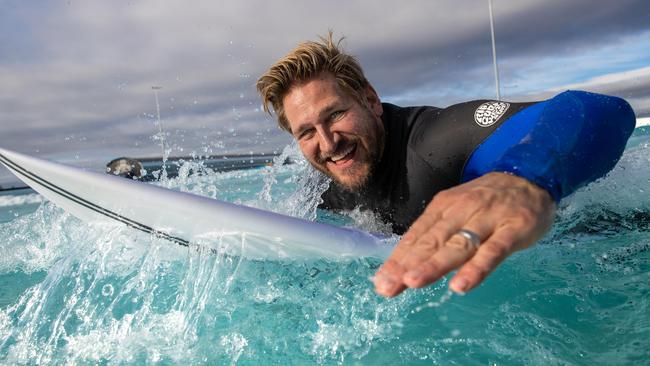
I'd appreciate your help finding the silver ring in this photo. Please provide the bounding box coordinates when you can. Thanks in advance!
[456,229,482,248]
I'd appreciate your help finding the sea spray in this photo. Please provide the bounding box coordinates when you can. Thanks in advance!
[258,141,331,220]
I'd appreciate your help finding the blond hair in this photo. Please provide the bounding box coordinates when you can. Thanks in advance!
[256,31,369,132]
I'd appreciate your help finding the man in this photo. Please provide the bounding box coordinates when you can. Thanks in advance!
[256,33,635,298]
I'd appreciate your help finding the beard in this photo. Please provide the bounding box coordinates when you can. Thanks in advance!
[315,139,372,192]
[310,111,384,193]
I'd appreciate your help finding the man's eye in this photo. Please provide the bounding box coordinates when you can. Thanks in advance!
[298,129,314,140]
[330,111,344,120]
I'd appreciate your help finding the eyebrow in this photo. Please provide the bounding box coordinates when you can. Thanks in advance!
[292,103,343,136]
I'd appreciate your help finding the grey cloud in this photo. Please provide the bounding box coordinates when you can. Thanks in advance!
[544,66,650,116]
[361,0,650,104]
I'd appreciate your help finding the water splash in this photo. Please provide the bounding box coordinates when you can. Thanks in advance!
[552,135,650,237]
[257,141,331,220]
[412,289,455,313]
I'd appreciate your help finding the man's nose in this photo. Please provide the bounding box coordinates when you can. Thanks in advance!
[317,126,337,155]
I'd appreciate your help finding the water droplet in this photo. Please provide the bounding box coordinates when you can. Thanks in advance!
[101,284,114,297]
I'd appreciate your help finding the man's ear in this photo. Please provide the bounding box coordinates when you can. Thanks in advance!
[364,84,383,117]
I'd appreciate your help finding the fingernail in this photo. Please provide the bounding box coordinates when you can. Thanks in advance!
[404,268,423,282]
[450,277,468,294]
[373,275,396,293]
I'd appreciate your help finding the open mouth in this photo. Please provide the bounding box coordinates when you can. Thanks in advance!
[328,143,357,166]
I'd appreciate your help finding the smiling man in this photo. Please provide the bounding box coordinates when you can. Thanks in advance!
[256,33,636,297]
[281,72,385,191]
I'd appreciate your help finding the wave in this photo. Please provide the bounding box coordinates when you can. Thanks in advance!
[0,193,43,207]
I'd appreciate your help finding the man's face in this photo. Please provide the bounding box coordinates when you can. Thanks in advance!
[283,73,384,191]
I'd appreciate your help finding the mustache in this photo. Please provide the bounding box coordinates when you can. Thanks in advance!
[316,141,355,164]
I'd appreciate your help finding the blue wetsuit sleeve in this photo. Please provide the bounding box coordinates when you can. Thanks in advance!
[461,90,636,202]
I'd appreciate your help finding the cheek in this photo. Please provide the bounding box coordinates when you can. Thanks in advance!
[299,141,318,161]
[345,110,375,136]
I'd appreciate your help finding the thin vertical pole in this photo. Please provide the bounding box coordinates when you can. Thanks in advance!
[152,85,168,180]
[152,86,164,159]
[488,0,501,100]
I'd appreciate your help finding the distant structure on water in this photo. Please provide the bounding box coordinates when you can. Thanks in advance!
[105,153,286,182]
[106,158,145,180]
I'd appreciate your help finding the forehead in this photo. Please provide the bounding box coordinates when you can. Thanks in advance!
[283,74,352,125]
[285,73,348,106]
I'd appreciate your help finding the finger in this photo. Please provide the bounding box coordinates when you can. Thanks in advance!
[375,216,466,297]
[396,218,462,269]
[387,192,484,263]
[372,209,445,296]
[373,259,407,297]
[402,225,489,288]
[388,208,442,259]
[448,226,519,293]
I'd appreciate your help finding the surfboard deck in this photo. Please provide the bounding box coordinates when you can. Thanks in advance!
[0,148,393,260]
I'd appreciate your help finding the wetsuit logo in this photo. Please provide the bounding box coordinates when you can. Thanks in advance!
[474,102,510,127]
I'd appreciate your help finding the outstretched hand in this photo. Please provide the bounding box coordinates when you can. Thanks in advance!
[373,172,556,297]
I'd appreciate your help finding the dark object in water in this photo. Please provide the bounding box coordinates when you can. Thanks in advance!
[106,157,144,180]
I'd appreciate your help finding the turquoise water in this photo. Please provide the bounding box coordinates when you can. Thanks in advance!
[1,131,649,365]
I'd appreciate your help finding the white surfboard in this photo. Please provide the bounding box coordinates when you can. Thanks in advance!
[0,148,393,260]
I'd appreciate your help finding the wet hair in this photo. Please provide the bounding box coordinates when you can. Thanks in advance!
[256,31,369,132]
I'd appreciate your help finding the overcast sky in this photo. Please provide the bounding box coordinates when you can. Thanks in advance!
[1,0,649,186]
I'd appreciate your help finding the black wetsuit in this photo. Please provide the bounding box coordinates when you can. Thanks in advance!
[320,91,636,234]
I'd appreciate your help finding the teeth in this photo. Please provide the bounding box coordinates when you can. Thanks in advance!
[331,145,354,162]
